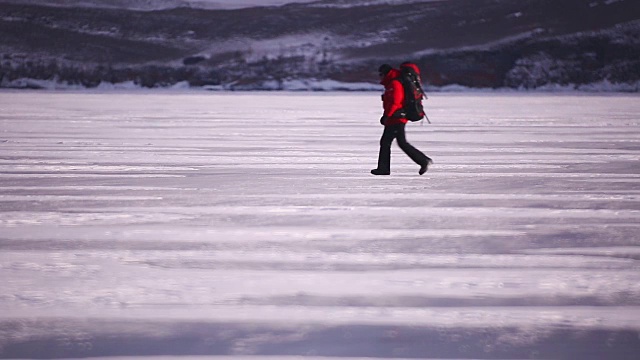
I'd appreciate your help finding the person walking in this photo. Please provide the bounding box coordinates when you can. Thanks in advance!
[371,64,432,176]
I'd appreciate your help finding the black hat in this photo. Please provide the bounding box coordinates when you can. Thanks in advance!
[378,64,392,75]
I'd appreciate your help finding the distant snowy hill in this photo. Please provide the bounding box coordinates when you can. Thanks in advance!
[0,0,638,90]
[0,0,324,10]
[0,0,447,10]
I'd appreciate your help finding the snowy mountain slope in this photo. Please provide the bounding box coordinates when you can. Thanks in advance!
[0,0,442,10]
[0,0,187,10]
[0,0,323,10]
[0,0,639,89]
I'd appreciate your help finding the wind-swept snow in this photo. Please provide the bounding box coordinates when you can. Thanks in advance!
[0,91,639,359]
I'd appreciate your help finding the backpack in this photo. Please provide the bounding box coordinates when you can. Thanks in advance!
[398,62,427,122]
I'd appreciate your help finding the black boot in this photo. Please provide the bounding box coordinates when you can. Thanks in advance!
[371,169,390,175]
[419,157,433,175]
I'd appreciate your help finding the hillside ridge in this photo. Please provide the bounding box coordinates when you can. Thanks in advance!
[1,0,639,90]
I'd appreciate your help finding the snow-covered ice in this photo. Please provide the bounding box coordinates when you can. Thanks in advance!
[0,91,639,359]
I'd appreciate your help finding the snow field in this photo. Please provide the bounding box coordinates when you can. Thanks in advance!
[0,91,639,358]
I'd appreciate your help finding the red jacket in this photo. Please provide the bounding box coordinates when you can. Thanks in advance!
[380,68,407,126]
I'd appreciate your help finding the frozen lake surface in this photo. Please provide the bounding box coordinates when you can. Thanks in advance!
[0,91,639,359]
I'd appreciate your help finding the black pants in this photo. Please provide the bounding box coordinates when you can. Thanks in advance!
[377,123,428,172]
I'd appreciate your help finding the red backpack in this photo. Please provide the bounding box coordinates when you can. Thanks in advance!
[398,62,428,122]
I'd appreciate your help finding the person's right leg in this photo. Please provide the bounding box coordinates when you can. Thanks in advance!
[395,124,432,175]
